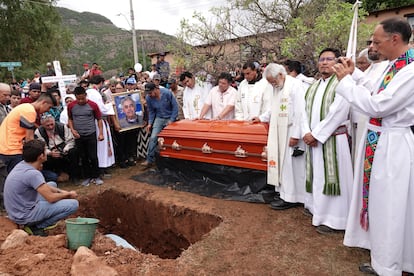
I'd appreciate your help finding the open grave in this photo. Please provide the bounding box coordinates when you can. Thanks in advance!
[77,189,222,259]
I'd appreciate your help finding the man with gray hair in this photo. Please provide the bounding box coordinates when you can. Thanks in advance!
[0,83,11,125]
[356,48,371,72]
[252,63,306,210]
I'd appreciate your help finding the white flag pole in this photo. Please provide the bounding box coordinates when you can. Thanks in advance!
[346,0,362,166]
[346,0,362,62]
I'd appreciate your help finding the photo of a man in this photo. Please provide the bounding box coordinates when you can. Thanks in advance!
[114,93,144,131]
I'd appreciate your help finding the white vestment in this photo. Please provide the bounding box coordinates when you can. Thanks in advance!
[259,75,306,203]
[351,61,389,165]
[183,83,211,119]
[296,73,315,91]
[337,61,414,276]
[86,88,115,168]
[303,76,353,230]
[235,78,273,121]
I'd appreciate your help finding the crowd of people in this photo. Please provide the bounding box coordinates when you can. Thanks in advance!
[0,17,412,275]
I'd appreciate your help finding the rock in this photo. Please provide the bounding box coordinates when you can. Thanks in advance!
[0,229,28,250]
[14,253,46,271]
[49,234,66,248]
[71,246,118,276]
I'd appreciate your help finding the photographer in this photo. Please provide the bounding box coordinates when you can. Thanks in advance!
[35,114,79,183]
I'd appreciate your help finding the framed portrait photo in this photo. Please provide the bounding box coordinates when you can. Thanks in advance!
[113,90,145,132]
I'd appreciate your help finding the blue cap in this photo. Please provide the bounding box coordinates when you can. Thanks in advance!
[126,78,136,85]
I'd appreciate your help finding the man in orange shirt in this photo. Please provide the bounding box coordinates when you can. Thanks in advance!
[0,92,55,173]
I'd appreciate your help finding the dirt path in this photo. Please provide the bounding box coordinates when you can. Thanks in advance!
[0,165,369,275]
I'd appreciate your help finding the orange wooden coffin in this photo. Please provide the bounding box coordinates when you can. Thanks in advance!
[158,120,269,171]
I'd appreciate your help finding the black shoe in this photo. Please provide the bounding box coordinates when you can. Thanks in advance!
[271,192,283,201]
[119,161,128,169]
[270,199,301,210]
[23,225,48,237]
[316,225,343,235]
[127,159,136,166]
[359,263,378,275]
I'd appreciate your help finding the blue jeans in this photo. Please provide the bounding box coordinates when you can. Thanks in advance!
[29,182,79,229]
[147,117,170,163]
[0,153,22,173]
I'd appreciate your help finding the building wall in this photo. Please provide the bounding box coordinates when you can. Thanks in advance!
[365,5,414,30]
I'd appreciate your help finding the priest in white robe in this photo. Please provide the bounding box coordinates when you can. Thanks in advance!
[302,48,353,235]
[351,37,388,164]
[235,61,273,121]
[252,63,306,209]
[334,18,414,276]
[180,71,211,120]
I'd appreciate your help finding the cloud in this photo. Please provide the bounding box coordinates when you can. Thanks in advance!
[57,0,223,36]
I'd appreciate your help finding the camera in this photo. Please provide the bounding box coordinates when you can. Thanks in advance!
[336,58,343,64]
[292,147,305,157]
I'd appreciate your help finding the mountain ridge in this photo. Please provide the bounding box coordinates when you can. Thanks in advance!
[57,7,177,77]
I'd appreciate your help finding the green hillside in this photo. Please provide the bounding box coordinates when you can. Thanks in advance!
[57,7,177,78]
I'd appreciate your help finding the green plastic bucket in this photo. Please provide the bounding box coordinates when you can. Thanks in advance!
[65,217,100,250]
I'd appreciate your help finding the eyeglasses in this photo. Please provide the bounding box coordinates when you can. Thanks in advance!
[318,57,336,63]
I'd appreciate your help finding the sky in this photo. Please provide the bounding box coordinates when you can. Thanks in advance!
[56,0,225,36]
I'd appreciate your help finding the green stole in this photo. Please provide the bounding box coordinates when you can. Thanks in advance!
[305,75,341,196]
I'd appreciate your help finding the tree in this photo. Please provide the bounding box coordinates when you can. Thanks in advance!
[0,0,72,81]
[174,0,308,77]
[346,0,414,13]
[174,0,375,76]
[281,0,374,74]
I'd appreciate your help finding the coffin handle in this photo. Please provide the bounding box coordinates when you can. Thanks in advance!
[202,143,213,154]
[234,145,247,158]
[172,140,182,151]
[261,146,267,161]
[158,138,166,150]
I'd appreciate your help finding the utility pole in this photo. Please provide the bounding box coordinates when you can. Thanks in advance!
[141,35,147,70]
[130,0,138,65]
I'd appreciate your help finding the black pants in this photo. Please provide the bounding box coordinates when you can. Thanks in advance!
[114,129,138,162]
[43,148,80,179]
[75,133,99,179]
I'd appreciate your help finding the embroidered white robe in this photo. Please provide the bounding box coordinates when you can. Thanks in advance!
[259,75,306,203]
[337,61,414,276]
[235,78,273,121]
[302,76,353,230]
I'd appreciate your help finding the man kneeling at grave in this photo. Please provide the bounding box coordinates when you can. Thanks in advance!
[35,113,79,183]
[3,139,78,236]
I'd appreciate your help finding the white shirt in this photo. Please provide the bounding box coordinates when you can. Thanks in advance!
[235,78,273,121]
[204,86,237,120]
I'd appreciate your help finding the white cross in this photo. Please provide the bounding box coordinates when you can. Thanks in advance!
[41,61,77,99]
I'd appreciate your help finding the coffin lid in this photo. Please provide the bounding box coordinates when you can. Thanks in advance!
[163,120,268,135]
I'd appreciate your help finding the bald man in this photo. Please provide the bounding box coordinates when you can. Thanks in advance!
[0,83,11,125]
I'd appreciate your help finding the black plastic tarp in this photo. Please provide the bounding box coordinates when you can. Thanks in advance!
[131,157,276,203]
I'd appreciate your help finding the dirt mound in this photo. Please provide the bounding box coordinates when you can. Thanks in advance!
[0,166,369,275]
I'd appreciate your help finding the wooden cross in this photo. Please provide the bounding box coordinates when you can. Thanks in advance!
[41,61,77,99]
